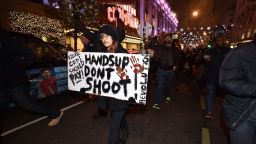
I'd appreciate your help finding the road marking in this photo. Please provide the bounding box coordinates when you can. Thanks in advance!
[201,95,210,144]
[202,128,211,144]
[1,101,84,137]
[60,101,84,111]
[1,116,48,136]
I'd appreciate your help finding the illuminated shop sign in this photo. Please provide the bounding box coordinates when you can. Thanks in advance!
[123,37,142,44]
[107,5,139,29]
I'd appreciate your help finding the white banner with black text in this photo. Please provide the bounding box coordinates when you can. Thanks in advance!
[68,51,150,105]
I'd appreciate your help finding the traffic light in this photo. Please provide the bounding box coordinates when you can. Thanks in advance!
[207,44,212,49]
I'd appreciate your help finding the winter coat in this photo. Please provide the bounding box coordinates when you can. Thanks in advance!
[202,47,225,85]
[108,45,129,111]
[219,41,256,130]
[155,44,179,71]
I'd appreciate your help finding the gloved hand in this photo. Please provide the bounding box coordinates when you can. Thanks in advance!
[128,97,136,105]
[80,87,86,93]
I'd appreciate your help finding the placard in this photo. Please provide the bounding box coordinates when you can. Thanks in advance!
[68,52,150,104]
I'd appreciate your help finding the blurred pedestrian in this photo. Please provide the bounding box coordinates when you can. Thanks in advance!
[202,37,229,119]
[80,31,107,117]
[78,22,108,118]
[0,26,64,142]
[152,34,180,110]
[147,36,157,81]
[219,33,256,144]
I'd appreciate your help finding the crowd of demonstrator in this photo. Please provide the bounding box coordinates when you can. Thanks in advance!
[1,15,256,144]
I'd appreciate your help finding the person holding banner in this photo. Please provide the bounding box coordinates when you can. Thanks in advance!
[97,24,130,144]
[78,26,108,119]
[152,33,180,110]
[80,27,98,53]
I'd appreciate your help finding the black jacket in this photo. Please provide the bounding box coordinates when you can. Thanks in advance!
[108,45,129,111]
[219,41,256,130]
[155,44,180,70]
[96,43,129,112]
[202,47,225,85]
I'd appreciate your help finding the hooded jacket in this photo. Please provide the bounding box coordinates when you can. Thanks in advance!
[97,24,129,111]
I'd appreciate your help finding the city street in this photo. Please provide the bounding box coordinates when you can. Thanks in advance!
[1,0,255,144]
[1,79,228,144]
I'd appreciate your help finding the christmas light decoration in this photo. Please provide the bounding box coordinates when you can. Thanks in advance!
[9,11,64,41]
[56,0,100,28]
[178,24,233,47]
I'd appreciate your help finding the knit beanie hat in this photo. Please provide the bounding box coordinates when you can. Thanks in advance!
[98,24,119,42]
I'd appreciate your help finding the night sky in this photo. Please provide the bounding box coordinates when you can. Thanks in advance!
[169,0,237,28]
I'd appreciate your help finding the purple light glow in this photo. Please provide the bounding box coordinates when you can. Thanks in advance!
[155,0,178,28]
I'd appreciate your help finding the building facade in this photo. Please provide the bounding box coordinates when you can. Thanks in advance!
[99,0,178,51]
[232,0,256,42]
[0,0,178,51]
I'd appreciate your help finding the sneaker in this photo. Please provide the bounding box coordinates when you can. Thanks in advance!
[48,111,64,127]
[165,97,171,103]
[205,112,213,119]
[152,104,160,110]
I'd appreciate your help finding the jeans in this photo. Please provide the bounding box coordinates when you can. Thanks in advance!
[0,84,60,133]
[206,83,217,113]
[230,119,256,144]
[108,110,128,144]
[154,69,174,104]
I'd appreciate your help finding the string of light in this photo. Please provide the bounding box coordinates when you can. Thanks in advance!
[178,25,233,47]
[9,11,64,40]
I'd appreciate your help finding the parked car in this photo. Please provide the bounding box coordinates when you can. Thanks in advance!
[9,31,69,99]
[9,32,67,68]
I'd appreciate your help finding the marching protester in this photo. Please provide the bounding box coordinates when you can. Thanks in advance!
[80,27,98,53]
[152,33,180,110]
[219,33,256,144]
[78,20,130,143]
[78,23,109,119]
[97,24,130,144]
[202,37,230,119]
[79,10,127,121]
[0,26,64,143]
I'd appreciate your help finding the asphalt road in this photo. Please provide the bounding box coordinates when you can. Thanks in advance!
[1,79,228,144]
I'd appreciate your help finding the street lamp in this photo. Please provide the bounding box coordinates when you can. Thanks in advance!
[172,12,176,17]
[192,10,199,17]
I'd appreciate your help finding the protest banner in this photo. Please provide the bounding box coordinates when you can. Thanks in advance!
[68,51,150,104]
